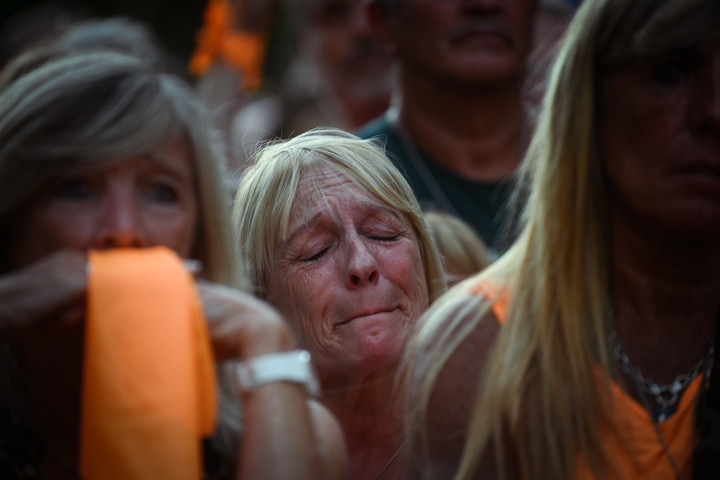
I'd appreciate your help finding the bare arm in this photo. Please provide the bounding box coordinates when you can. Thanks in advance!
[196,282,348,480]
[239,388,348,480]
[405,292,516,480]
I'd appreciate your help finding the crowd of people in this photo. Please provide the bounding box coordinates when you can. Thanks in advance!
[0,0,718,479]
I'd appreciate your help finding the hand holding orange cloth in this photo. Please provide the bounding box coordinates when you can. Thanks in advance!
[80,247,217,480]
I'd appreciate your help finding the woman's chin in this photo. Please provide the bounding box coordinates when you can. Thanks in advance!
[335,340,406,379]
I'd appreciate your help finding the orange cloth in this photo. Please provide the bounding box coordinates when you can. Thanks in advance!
[576,374,700,480]
[80,247,217,480]
[188,0,267,91]
[468,279,508,321]
[469,280,699,479]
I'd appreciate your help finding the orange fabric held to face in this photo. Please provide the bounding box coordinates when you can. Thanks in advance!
[80,247,217,480]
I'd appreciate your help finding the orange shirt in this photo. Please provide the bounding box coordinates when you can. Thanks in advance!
[468,280,699,480]
[575,375,700,480]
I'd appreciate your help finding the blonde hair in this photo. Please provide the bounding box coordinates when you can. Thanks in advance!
[423,210,492,285]
[233,127,446,304]
[405,1,720,479]
[0,48,241,287]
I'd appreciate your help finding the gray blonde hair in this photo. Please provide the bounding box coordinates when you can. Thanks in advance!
[423,210,492,283]
[233,127,446,304]
[0,48,245,464]
[406,1,720,479]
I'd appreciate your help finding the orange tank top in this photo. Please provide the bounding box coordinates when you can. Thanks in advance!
[467,280,700,480]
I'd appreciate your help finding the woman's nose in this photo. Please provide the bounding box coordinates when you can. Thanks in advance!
[345,237,379,288]
[93,186,145,249]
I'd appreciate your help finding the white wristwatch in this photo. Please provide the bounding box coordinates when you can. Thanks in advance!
[236,350,320,397]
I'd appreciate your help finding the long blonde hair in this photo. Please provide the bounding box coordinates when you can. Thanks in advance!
[405,1,720,479]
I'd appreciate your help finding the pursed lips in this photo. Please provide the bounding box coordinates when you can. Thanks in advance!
[335,306,399,327]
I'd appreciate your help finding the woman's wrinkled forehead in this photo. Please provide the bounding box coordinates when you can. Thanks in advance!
[292,166,360,221]
[286,164,397,233]
[296,165,351,202]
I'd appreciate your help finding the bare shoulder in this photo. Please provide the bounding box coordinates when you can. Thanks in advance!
[406,291,505,480]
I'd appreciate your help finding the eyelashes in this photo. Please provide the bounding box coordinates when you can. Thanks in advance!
[298,235,401,263]
[301,246,331,263]
[369,235,400,242]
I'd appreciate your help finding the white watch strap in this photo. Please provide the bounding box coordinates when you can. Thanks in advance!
[237,350,320,396]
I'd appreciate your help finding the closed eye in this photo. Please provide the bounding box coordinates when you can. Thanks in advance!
[370,235,399,242]
[301,246,330,262]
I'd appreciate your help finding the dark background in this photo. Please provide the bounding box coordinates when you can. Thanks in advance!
[0,0,207,72]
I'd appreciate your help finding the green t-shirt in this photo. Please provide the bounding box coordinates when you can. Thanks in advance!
[355,116,519,255]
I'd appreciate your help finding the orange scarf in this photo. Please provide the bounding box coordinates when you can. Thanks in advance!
[80,247,217,480]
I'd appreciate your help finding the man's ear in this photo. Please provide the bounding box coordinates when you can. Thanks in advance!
[364,0,395,53]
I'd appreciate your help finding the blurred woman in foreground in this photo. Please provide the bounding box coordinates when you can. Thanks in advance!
[404,0,720,478]
[0,48,346,479]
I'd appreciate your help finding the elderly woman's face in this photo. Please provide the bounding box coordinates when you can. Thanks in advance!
[266,164,429,381]
[8,136,198,268]
[599,41,720,235]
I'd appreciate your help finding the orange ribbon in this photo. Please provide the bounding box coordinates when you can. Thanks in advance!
[188,0,267,91]
[80,247,217,480]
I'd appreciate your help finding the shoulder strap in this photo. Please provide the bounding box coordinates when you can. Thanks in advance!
[467,280,508,323]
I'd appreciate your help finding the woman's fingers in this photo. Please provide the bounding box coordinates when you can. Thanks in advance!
[0,250,87,336]
[195,281,296,361]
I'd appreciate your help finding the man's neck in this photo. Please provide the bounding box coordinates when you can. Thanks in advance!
[396,73,529,181]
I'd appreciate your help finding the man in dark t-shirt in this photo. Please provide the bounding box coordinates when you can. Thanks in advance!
[357,114,517,255]
[357,0,540,255]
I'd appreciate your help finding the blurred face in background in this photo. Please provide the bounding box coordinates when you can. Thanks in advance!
[387,0,538,85]
[599,41,720,238]
[7,136,198,269]
[303,0,394,123]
